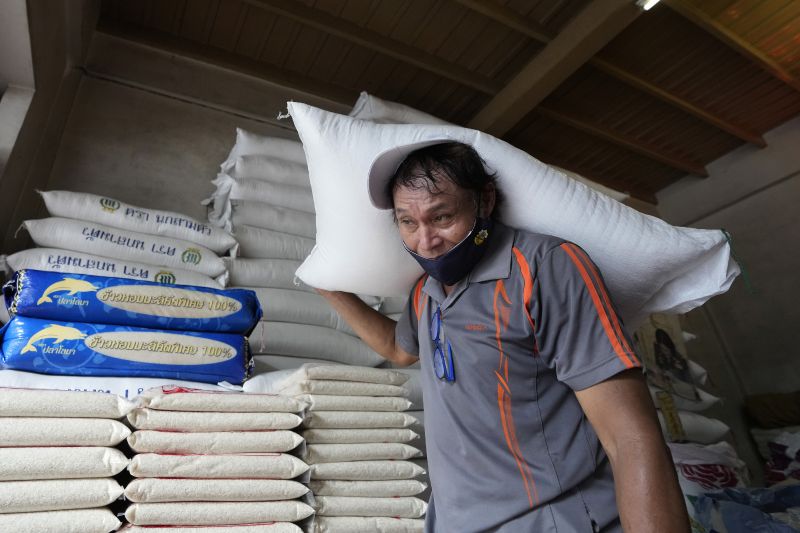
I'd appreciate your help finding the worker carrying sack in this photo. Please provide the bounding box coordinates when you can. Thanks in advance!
[4,269,261,334]
[0,316,252,384]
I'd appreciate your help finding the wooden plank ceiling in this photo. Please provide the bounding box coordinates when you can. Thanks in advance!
[97,0,800,203]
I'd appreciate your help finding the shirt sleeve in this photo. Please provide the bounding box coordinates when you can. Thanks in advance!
[532,242,642,391]
[395,277,424,357]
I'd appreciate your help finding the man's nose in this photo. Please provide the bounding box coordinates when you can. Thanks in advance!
[417,225,441,255]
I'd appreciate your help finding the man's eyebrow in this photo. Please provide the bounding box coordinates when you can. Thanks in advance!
[394,201,455,216]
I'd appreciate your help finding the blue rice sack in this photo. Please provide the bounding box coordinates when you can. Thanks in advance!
[4,270,261,334]
[0,316,252,384]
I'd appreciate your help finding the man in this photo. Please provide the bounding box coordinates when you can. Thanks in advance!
[318,141,689,532]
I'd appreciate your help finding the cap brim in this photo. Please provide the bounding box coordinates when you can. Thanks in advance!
[367,139,454,209]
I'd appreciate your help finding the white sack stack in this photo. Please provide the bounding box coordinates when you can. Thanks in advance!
[125,386,312,530]
[0,388,133,533]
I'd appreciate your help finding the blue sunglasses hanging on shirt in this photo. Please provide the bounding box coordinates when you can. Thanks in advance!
[430,306,455,382]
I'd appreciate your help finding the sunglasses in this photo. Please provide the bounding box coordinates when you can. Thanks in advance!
[430,306,455,382]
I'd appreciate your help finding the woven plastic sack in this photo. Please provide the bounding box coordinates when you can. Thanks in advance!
[128,408,302,432]
[314,516,424,533]
[314,495,426,518]
[302,428,419,445]
[0,386,136,417]
[310,460,425,481]
[125,501,314,526]
[0,447,129,480]
[303,443,422,463]
[0,417,131,447]
[0,508,121,533]
[128,453,308,479]
[222,128,307,167]
[309,479,427,497]
[230,201,315,238]
[235,225,314,260]
[128,429,303,454]
[0,478,123,513]
[139,385,302,412]
[124,478,308,502]
[228,155,310,187]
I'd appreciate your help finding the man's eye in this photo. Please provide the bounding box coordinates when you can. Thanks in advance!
[434,214,452,222]
[400,219,415,226]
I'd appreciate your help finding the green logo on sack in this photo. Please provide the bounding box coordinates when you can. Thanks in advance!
[99,197,120,212]
[154,271,177,285]
[181,248,201,265]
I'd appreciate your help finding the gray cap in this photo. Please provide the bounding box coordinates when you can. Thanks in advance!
[367,138,453,209]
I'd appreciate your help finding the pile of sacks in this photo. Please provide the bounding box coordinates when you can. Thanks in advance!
[0,269,260,392]
[0,388,134,533]
[2,189,236,289]
[124,386,312,531]
[245,363,428,533]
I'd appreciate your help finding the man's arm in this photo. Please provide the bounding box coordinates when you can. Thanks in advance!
[575,369,690,533]
[316,289,419,367]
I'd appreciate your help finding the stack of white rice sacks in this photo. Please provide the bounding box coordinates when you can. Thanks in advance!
[124,386,312,532]
[0,388,134,533]
[0,269,260,391]
[3,190,236,289]
[204,128,401,368]
[245,363,427,533]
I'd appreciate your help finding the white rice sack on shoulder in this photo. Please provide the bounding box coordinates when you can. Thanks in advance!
[296,394,410,412]
[0,478,124,513]
[128,408,302,432]
[235,225,315,260]
[303,411,417,429]
[229,155,310,188]
[223,128,307,167]
[349,91,451,126]
[310,460,425,481]
[0,508,121,533]
[314,516,424,533]
[128,453,308,480]
[289,102,739,327]
[139,385,303,412]
[231,201,315,238]
[0,447,129,481]
[22,218,226,278]
[0,369,228,399]
[249,323,383,367]
[124,478,308,503]
[123,526,302,533]
[315,495,427,518]
[303,443,422,464]
[310,479,427,498]
[0,417,131,447]
[0,387,136,418]
[128,430,303,454]
[39,190,237,254]
[126,501,314,526]
[4,247,226,288]
[302,428,419,445]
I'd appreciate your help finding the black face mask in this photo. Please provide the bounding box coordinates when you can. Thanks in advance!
[403,216,493,286]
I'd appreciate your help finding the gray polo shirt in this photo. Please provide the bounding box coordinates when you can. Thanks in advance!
[396,222,642,533]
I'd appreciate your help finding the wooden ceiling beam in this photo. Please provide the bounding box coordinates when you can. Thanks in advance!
[467,0,641,136]
[455,0,767,147]
[244,0,500,95]
[536,105,708,177]
[666,0,800,94]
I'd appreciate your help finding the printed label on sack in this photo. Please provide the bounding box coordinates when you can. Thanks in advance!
[21,325,86,355]
[181,248,202,265]
[36,278,100,306]
[154,271,177,284]
[95,285,242,318]
[99,197,121,212]
[656,391,686,442]
[84,331,237,365]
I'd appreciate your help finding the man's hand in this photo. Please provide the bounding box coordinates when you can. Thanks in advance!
[575,370,690,532]
[316,289,419,367]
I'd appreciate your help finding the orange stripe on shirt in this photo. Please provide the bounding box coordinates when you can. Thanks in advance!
[569,245,639,361]
[503,392,539,506]
[412,275,428,321]
[511,247,535,331]
[497,385,536,508]
[560,243,637,369]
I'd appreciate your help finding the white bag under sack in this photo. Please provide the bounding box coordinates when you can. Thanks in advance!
[303,411,417,430]
[0,508,122,533]
[0,369,227,398]
[657,410,731,444]
[125,501,314,526]
[235,225,315,260]
[0,417,131,447]
[2,247,226,288]
[0,386,136,418]
[39,190,237,254]
[297,394,411,412]
[230,201,316,238]
[314,516,424,533]
[289,102,740,327]
[223,128,307,168]
[128,453,309,480]
[303,443,422,463]
[124,478,308,503]
[650,386,721,412]
[250,355,336,372]
[121,526,302,533]
[139,385,303,412]
[302,428,419,445]
[22,218,226,278]
[128,430,304,454]
[277,363,409,386]
[349,91,451,126]
[309,479,427,498]
[0,447,129,481]
[249,322,383,367]
[128,409,302,432]
[314,495,427,518]
[225,257,309,291]
[393,367,423,410]
[241,287,355,335]
[310,460,425,481]
[0,478,124,513]
[275,379,408,398]
[228,155,310,188]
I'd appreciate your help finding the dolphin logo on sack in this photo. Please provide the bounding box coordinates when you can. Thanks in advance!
[154,271,177,285]
[99,197,121,212]
[21,324,87,354]
[181,248,202,265]
[37,278,100,305]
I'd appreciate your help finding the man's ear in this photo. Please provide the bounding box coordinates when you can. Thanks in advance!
[481,184,497,218]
